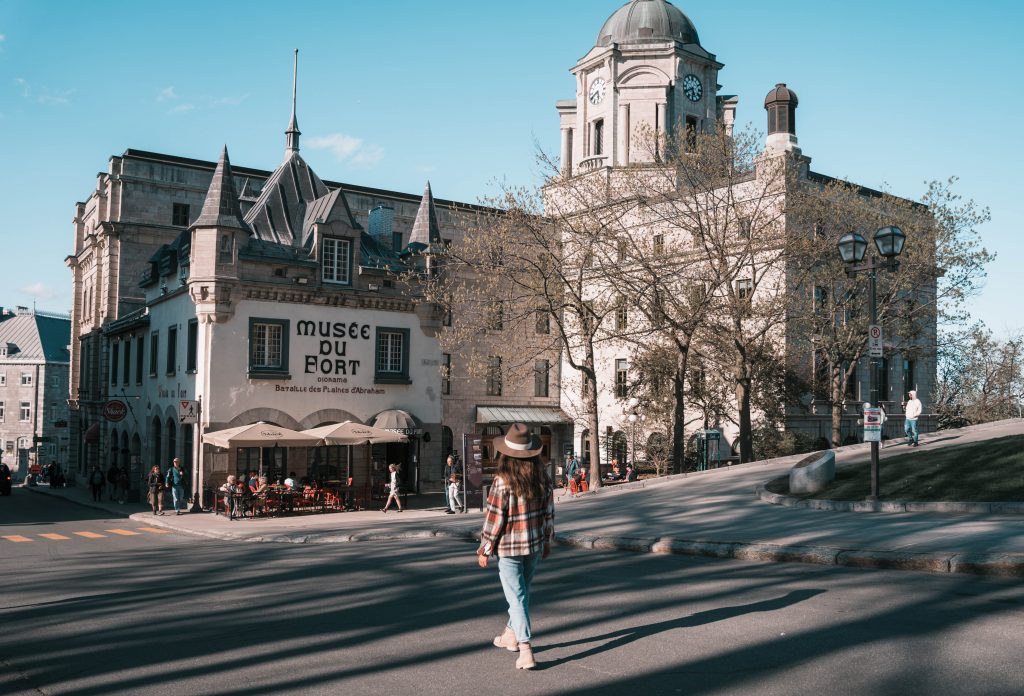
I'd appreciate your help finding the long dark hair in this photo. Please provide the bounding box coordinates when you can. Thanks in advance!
[495,454,549,501]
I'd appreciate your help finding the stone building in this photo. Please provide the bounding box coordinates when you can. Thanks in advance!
[0,307,70,480]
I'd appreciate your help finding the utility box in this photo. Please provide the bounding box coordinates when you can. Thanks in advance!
[695,429,721,471]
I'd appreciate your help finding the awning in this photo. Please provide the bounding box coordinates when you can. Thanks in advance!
[84,423,100,443]
[370,409,421,436]
[476,406,571,425]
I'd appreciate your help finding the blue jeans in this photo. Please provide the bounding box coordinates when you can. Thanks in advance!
[904,419,919,444]
[498,554,540,644]
[171,484,186,512]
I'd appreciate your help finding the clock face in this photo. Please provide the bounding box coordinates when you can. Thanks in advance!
[588,78,607,105]
[682,74,703,102]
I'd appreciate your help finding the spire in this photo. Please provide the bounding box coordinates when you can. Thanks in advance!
[285,48,300,154]
[409,181,443,247]
[193,146,249,230]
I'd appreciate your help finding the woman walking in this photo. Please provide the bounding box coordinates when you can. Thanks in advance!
[146,465,165,515]
[381,463,404,513]
[477,423,555,670]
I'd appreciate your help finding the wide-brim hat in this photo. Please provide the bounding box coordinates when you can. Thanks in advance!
[492,423,544,459]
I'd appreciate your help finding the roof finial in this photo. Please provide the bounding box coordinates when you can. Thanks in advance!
[285,48,300,154]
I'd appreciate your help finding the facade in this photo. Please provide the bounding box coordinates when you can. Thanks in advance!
[555,0,936,465]
[0,307,71,480]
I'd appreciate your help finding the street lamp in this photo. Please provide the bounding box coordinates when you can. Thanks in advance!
[626,397,640,469]
[837,225,906,502]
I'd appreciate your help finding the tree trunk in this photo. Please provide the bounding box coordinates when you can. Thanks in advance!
[830,364,843,448]
[671,339,690,473]
[584,349,602,491]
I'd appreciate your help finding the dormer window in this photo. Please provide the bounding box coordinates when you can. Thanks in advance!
[593,119,605,156]
[322,237,352,285]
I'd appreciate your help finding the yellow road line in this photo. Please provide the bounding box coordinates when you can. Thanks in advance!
[104,529,140,536]
[74,531,106,539]
[39,533,70,540]
[1,535,32,543]
[137,527,171,534]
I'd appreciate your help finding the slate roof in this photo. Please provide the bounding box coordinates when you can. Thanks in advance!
[0,311,70,363]
[243,150,329,246]
[408,181,443,247]
[192,146,249,231]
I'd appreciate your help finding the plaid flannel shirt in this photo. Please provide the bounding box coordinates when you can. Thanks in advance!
[478,476,555,557]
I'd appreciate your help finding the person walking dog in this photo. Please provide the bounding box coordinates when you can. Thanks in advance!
[477,423,555,670]
[904,390,922,447]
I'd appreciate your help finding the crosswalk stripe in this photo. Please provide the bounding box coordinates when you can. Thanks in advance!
[39,533,70,540]
[104,529,140,536]
[137,527,171,534]
[74,531,106,539]
[2,535,32,543]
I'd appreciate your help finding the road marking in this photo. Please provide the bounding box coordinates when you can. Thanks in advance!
[74,531,106,539]
[137,527,171,534]
[2,535,32,543]
[104,529,141,536]
[39,533,70,540]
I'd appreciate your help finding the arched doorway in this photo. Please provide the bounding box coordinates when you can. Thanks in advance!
[182,425,194,472]
[166,418,177,467]
[151,417,162,469]
[580,429,590,468]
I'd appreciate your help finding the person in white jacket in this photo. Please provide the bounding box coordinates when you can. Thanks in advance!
[904,390,922,447]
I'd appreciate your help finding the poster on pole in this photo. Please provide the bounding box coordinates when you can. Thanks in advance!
[463,434,484,511]
[868,324,883,358]
[863,407,883,442]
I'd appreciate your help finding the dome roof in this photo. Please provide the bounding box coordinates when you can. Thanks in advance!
[597,0,700,47]
[764,83,798,107]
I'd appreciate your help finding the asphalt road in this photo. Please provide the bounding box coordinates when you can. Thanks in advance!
[2,489,1022,696]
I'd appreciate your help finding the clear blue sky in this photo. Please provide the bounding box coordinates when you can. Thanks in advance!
[1,0,1021,336]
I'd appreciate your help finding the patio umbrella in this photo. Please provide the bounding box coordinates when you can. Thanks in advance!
[204,422,321,448]
[301,421,408,445]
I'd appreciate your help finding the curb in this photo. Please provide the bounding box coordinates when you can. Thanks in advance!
[126,512,1024,579]
[756,479,1024,515]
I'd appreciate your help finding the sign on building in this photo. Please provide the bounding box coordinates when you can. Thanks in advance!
[102,400,128,423]
[179,400,198,424]
[863,407,884,442]
[868,324,883,358]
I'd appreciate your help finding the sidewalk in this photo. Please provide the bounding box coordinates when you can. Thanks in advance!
[28,419,1024,577]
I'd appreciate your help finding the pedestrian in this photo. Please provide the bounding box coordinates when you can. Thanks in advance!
[904,390,922,447]
[165,457,188,515]
[88,465,105,502]
[381,463,404,513]
[446,471,463,514]
[106,462,120,501]
[146,465,165,515]
[443,454,458,510]
[563,455,579,497]
[477,423,555,671]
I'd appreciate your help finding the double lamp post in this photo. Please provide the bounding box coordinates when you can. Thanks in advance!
[836,225,906,501]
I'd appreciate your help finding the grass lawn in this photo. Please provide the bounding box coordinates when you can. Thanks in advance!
[775,434,1024,502]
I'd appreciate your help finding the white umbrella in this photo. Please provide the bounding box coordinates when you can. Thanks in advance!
[204,422,320,448]
[301,421,408,445]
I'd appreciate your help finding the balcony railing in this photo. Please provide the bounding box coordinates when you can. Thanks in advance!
[577,155,608,173]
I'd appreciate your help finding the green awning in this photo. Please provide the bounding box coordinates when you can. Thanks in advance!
[476,406,571,425]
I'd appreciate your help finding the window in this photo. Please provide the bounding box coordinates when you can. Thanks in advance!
[50,404,58,422]
[392,231,403,252]
[123,339,131,385]
[20,401,30,421]
[21,372,32,386]
[166,326,178,375]
[149,331,159,377]
[814,286,828,315]
[487,301,504,331]
[375,328,410,383]
[322,238,352,284]
[736,278,754,303]
[874,357,890,403]
[218,234,234,264]
[442,353,451,395]
[172,202,190,226]
[249,319,289,375]
[0,401,4,422]
[617,237,627,263]
[615,298,628,331]
[0,373,5,386]
[136,335,145,383]
[593,119,605,156]
[110,343,119,386]
[903,358,916,395]
[615,359,629,398]
[486,356,502,396]
[443,307,452,327]
[685,115,699,152]
[186,320,198,372]
[535,308,550,335]
[653,235,665,255]
[534,360,550,398]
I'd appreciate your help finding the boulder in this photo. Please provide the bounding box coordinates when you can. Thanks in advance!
[789,450,836,495]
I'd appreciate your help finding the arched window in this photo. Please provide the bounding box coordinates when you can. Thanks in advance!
[166,418,177,465]
[611,431,628,466]
[151,417,162,469]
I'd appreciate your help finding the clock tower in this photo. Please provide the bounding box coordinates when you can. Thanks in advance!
[557,0,734,174]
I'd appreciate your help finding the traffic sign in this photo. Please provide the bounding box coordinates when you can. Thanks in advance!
[179,400,198,424]
[868,324,883,358]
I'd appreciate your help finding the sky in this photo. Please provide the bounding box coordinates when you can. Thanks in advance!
[0,0,1021,336]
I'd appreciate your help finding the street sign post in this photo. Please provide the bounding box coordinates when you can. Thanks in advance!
[863,407,883,442]
[179,400,198,424]
[868,324,883,358]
